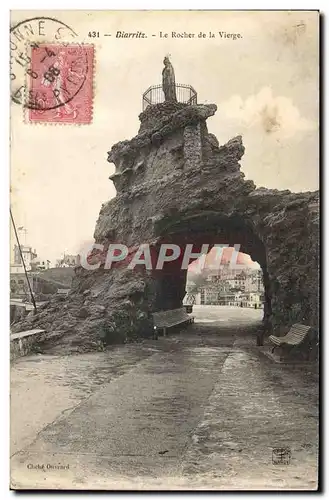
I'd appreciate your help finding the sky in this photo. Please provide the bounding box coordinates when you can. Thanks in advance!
[10,10,319,264]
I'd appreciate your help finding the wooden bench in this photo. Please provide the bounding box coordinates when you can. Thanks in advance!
[152,307,194,337]
[269,323,312,359]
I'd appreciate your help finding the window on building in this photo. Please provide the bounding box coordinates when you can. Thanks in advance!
[14,246,21,265]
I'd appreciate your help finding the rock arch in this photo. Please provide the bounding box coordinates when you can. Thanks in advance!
[12,101,319,351]
[151,212,271,322]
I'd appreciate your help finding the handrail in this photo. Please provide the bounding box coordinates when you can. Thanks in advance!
[142,83,197,111]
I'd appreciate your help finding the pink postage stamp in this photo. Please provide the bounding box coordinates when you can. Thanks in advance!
[26,43,94,124]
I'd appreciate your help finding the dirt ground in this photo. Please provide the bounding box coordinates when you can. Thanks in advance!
[11,306,318,490]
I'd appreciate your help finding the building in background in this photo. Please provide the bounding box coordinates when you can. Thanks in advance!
[187,264,265,308]
[56,254,80,267]
[10,244,37,274]
[31,257,51,271]
[10,242,69,300]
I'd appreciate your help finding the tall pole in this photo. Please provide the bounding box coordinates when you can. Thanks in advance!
[10,209,37,312]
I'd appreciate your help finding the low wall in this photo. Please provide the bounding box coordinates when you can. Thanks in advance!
[10,329,46,362]
[10,304,28,324]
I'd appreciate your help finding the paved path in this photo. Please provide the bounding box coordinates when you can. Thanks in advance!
[10,306,318,490]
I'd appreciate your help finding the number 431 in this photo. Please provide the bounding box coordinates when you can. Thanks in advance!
[88,31,100,38]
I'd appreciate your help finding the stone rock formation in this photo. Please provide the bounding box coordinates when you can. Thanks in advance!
[12,100,319,354]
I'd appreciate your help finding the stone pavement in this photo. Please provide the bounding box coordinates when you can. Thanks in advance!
[10,306,318,490]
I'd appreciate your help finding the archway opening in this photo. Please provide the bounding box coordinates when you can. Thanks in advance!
[152,212,272,330]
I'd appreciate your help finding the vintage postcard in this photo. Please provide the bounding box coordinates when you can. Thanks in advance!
[10,10,319,491]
